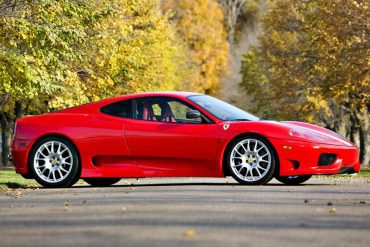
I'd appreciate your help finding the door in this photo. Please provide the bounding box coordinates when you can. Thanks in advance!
[124,97,220,176]
[86,99,140,177]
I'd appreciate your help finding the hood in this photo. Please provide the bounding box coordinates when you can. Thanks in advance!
[281,121,355,147]
[225,120,355,147]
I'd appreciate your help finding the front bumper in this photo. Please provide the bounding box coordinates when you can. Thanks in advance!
[268,138,360,177]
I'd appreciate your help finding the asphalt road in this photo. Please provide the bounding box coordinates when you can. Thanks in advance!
[1,176,370,247]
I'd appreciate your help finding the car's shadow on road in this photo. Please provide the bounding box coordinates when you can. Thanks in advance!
[72,182,330,188]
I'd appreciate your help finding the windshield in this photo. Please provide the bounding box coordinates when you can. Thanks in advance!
[188,95,260,121]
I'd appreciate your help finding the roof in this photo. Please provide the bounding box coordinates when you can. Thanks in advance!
[101,91,202,103]
[119,91,201,98]
[54,91,203,114]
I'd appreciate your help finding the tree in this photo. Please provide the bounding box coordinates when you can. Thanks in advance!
[162,0,229,94]
[218,0,248,44]
[0,0,188,165]
[49,0,188,109]
[0,0,92,165]
[240,0,370,165]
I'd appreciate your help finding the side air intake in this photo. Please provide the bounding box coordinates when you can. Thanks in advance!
[318,153,337,166]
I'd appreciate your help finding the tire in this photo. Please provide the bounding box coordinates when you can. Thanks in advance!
[275,175,312,185]
[29,136,80,188]
[226,135,276,185]
[83,178,121,187]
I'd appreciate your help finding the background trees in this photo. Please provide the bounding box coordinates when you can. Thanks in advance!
[0,0,189,165]
[0,0,94,164]
[1,0,369,167]
[162,0,229,94]
[240,0,370,165]
[0,0,229,165]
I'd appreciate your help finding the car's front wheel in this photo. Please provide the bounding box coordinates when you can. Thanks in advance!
[29,136,80,188]
[227,135,276,185]
[275,175,312,185]
[83,178,121,187]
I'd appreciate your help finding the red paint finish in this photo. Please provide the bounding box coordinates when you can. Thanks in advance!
[124,118,220,176]
[11,92,360,179]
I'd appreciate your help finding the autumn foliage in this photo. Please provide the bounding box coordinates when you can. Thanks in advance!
[0,0,369,166]
[240,0,370,165]
[0,0,230,164]
[162,0,229,94]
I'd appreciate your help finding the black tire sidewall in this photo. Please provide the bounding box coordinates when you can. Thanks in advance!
[29,136,79,188]
[227,135,276,185]
[275,175,312,185]
[83,178,121,187]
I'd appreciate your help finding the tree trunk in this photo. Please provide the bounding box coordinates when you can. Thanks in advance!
[336,120,348,138]
[359,108,370,167]
[350,125,361,149]
[0,113,12,166]
[219,0,247,45]
[0,101,27,166]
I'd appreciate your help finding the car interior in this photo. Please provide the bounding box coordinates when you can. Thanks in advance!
[136,98,203,124]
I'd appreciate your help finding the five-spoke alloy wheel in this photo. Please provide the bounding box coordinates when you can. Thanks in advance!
[227,135,276,185]
[29,137,80,188]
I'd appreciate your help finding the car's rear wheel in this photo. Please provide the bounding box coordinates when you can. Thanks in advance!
[83,178,121,187]
[275,175,312,185]
[227,135,276,185]
[29,136,80,188]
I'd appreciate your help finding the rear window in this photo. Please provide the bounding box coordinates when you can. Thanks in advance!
[100,100,133,118]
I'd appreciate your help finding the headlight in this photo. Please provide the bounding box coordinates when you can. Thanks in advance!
[288,128,326,141]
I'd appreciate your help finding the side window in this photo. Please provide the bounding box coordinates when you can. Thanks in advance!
[168,101,202,123]
[100,100,133,118]
[136,98,158,121]
[135,97,203,123]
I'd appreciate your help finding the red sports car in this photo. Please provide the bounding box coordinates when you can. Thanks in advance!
[11,92,360,188]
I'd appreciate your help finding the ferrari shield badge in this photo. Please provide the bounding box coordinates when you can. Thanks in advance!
[223,124,229,130]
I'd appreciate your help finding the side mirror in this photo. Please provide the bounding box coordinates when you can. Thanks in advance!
[186,110,201,119]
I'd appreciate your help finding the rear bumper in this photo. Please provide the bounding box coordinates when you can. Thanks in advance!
[268,138,360,176]
[11,138,33,175]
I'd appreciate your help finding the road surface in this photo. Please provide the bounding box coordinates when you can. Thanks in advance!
[1,176,370,247]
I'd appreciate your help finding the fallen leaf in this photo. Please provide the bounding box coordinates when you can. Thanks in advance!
[184,229,196,238]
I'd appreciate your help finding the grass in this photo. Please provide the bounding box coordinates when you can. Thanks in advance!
[0,170,36,190]
[359,169,370,177]
[0,168,369,191]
